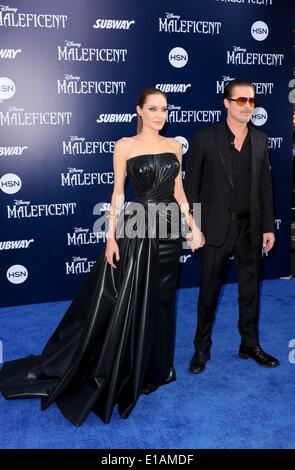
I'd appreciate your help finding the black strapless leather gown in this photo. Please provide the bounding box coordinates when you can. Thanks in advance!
[0,153,182,425]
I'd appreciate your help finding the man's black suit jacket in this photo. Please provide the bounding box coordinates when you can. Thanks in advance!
[184,121,275,247]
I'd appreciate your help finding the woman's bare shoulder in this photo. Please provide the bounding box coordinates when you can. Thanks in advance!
[114,136,136,156]
[164,137,182,154]
[115,136,138,149]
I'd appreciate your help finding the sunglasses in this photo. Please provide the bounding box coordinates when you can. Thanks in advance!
[228,97,256,107]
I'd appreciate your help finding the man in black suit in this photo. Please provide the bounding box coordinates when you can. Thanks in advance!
[184,78,279,373]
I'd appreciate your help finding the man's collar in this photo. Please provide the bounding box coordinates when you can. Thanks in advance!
[225,120,252,139]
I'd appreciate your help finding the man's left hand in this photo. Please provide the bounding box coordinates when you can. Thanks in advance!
[262,232,275,253]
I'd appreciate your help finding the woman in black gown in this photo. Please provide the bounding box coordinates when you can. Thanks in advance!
[0,88,204,425]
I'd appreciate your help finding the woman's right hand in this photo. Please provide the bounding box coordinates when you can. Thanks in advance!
[105,238,120,269]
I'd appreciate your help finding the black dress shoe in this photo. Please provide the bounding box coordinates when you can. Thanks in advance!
[239,345,280,368]
[189,351,210,374]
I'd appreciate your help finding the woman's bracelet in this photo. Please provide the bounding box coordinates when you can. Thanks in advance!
[181,210,193,218]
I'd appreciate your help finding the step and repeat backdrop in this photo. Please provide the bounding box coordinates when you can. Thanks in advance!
[0,0,293,307]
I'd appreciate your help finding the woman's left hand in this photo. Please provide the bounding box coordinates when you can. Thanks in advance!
[186,230,205,252]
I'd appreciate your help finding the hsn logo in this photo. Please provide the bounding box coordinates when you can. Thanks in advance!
[0,173,22,194]
[169,47,188,68]
[251,107,268,126]
[0,77,16,102]
[251,21,269,41]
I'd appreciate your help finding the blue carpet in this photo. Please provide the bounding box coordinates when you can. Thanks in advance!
[0,279,294,449]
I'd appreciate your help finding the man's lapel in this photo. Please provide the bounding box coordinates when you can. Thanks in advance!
[249,127,258,185]
[215,122,234,188]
